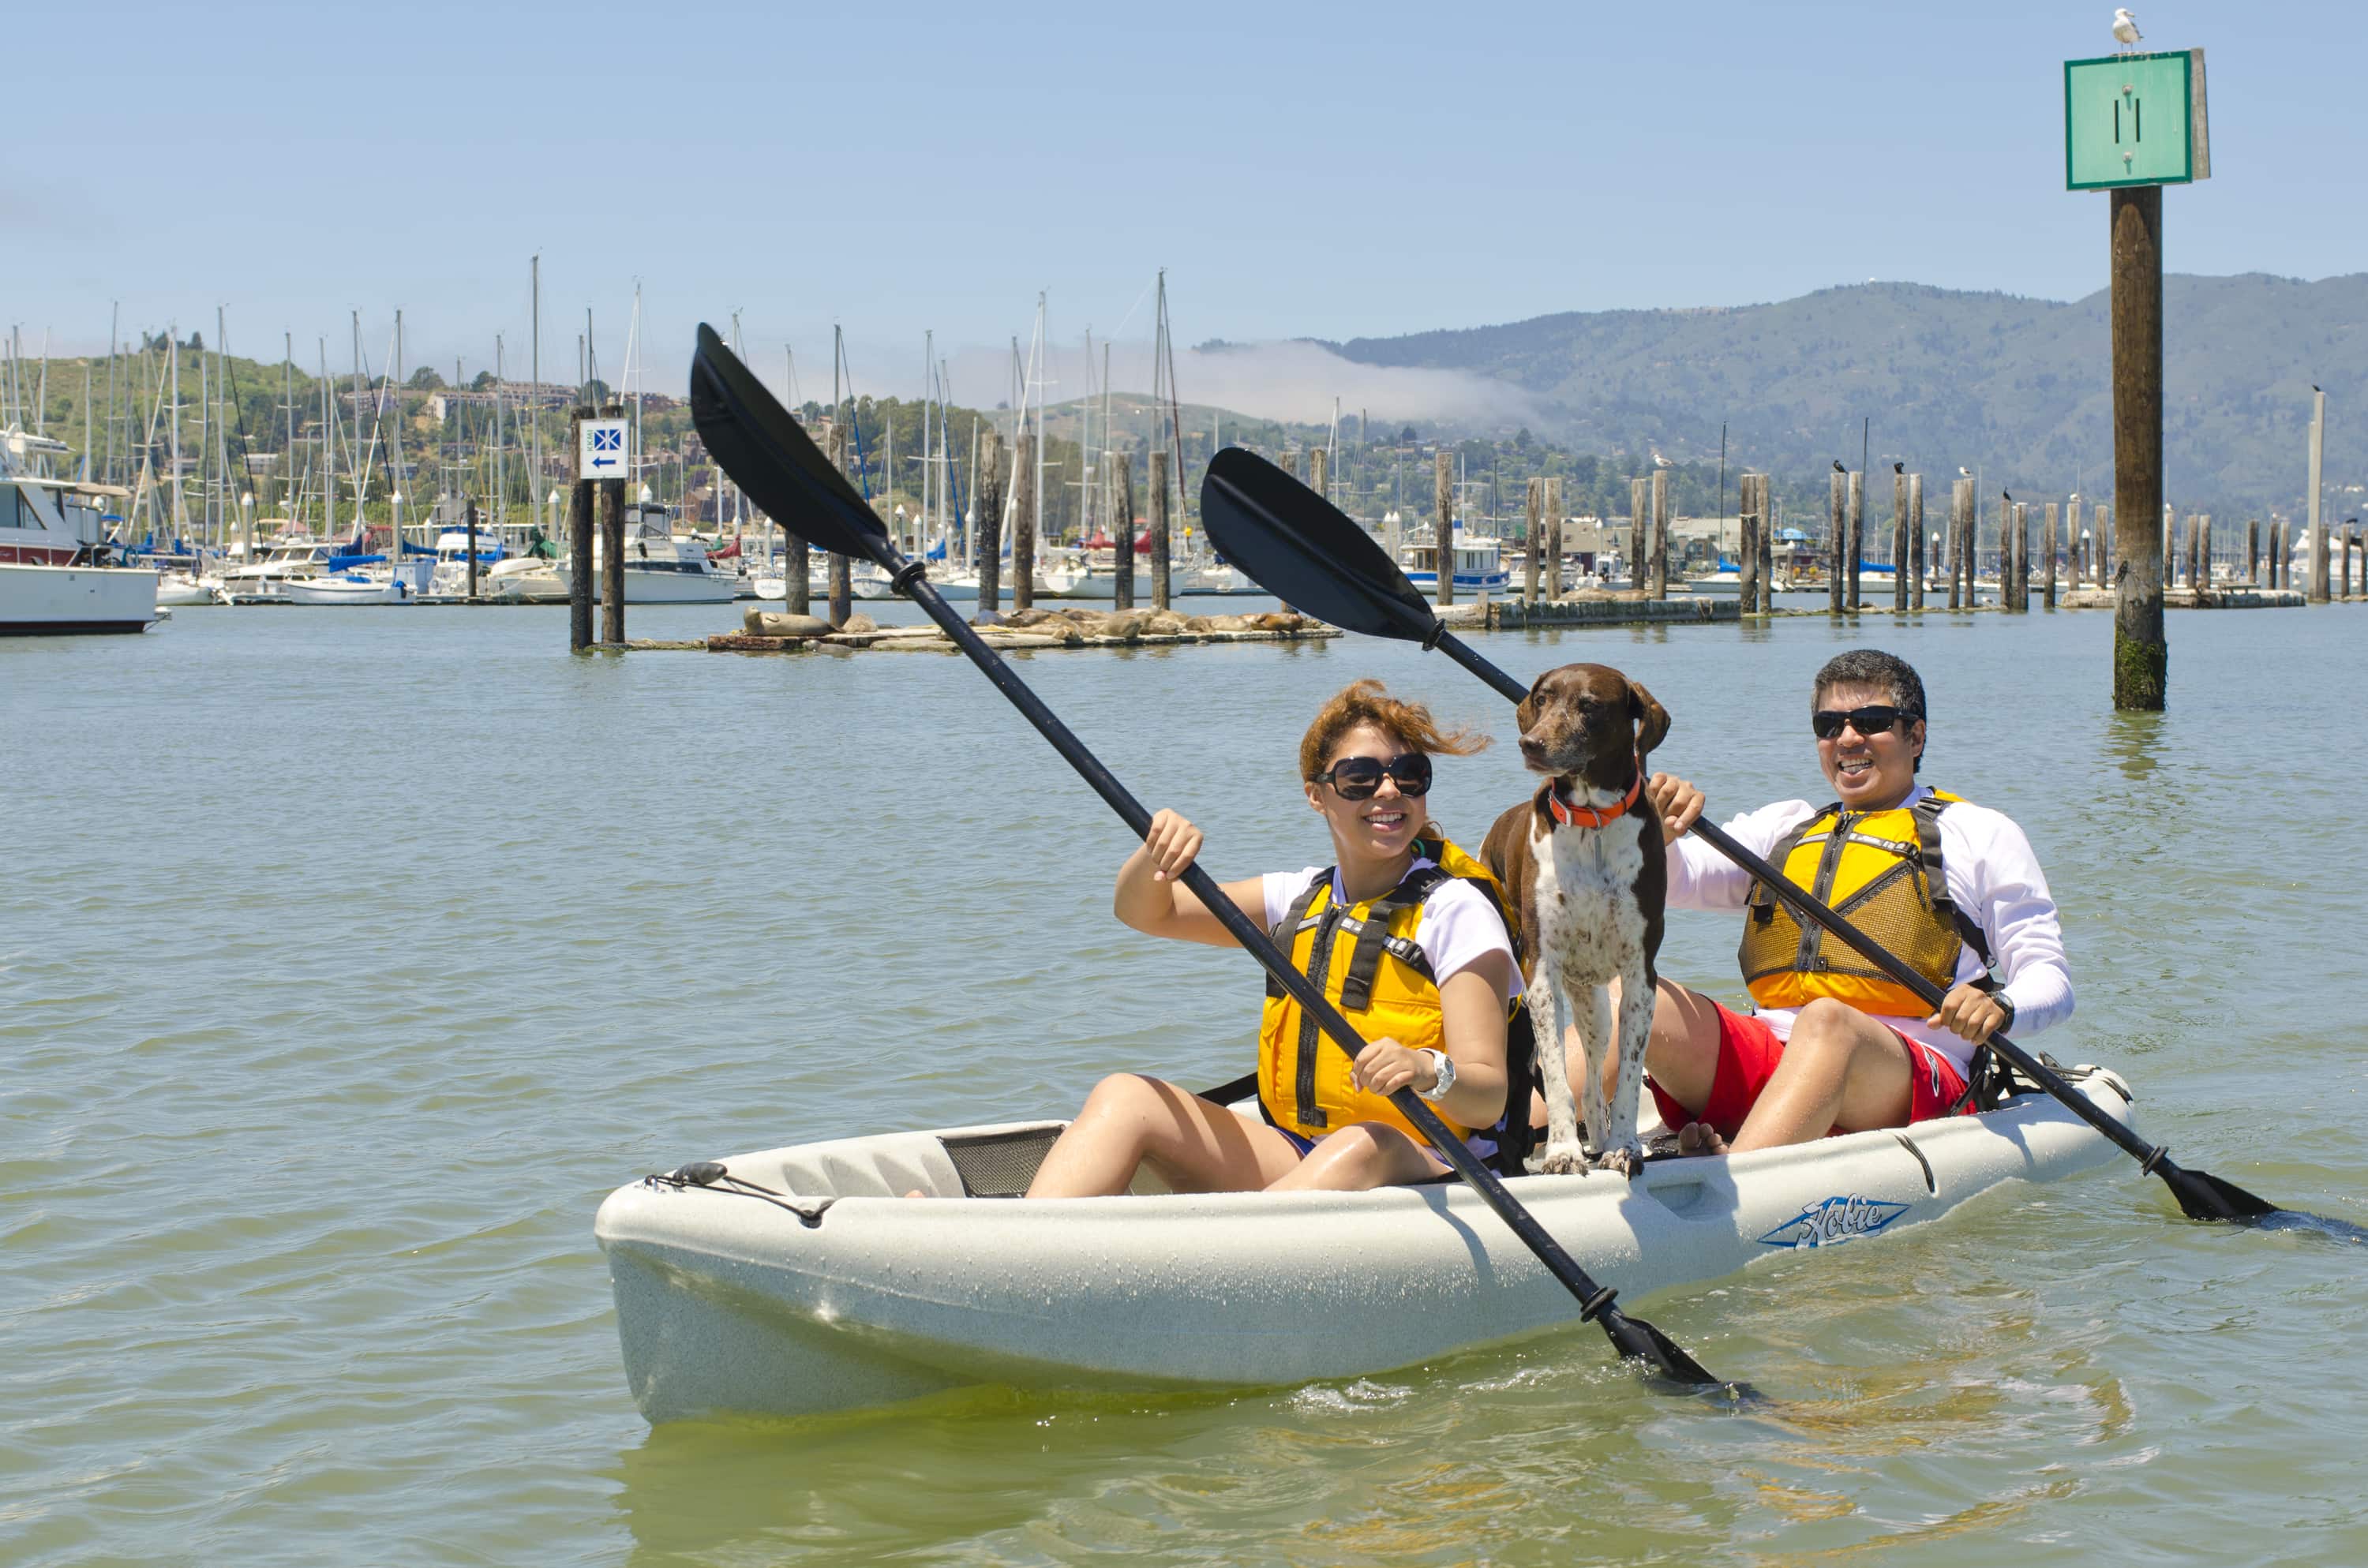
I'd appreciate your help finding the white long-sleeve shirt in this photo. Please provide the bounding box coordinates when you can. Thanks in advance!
[1668,785,2074,1074]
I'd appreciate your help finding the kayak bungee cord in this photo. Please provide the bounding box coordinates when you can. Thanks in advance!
[686,324,1747,1400]
[1193,446,2359,1241]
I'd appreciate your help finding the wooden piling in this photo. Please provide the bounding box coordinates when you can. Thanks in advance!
[1523,478,1542,603]
[1629,478,1649,593]
[1544,477,1564,601]
[826,423,853,627]
[1433,449,1455,607]
[2246,518,2261,585]
[1909,475,1925,609]
[2346,525,2359,601]
[1846,469,1864,609]
[2010,503,2029,612]
[2201,515,2213,593]
[1739,474,1761,612]
[1759,481,1776,613]
[1891,470,1909,612]
[977,430,1006,612]
[2110,184,2167,709]
[568,406,594,653]
[2043,503,2058,608]
[2309,388,2330,603]
[1948,480,1969,611]
[1012,430,1036,612]
[1650,469,1670,598]
[598,403,627,645]
[1110,451,1135,609]
[1148,447,1171,611]
[464,497,481,602]
[1828,470,1847,614]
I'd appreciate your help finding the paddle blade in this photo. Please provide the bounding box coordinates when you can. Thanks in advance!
[688,324,892,568]
[1198,448,1441,643]
[2161,1162,2280,1222]
[1598,1308,1736,1398]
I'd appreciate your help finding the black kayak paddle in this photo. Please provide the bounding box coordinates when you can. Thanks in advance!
[688,325,1744,1394]
[1198,445,2306,1230]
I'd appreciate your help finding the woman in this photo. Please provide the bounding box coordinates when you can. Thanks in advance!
[1025,679,1523,1198]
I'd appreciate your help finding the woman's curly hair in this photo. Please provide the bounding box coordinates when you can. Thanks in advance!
[1297,679,1489,781]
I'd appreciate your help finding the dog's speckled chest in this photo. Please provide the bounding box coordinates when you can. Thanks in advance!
[1526,813,1649,985]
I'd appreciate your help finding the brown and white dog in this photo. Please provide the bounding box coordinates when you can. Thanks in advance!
[1480,663,1672,1177]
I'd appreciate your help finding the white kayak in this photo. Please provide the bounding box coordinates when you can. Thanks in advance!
[595,1068,2138,1424]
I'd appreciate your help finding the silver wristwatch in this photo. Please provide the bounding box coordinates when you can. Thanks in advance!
[1417,1048,1456,1102]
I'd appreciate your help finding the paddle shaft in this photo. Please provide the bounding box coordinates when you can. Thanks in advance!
[1430,622,2252,1216]
[885,567,1677,1350]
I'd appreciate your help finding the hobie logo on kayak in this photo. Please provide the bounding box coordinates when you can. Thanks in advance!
[1756,1194,1911,1250]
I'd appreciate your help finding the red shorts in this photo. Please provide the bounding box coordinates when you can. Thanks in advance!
[1646,1001,1973,1141]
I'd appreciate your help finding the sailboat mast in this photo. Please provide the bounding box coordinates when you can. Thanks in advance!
[320,337,334,543]
[494,334,505,530]
[530,254,541,533]
[169,331,183,541]
[350,310,362,538]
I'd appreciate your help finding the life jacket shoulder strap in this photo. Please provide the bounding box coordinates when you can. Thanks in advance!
[1910,795,1995,968]
[1263,874,1336,1001]
[1747,804,1835,919]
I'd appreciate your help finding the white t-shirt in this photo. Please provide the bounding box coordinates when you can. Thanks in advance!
[1261,859,1524,1004]
[1665,785,2074,1074]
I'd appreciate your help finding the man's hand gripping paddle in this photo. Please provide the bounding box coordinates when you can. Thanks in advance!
[1198,445,2341,1235]
[688,325,1744,1394]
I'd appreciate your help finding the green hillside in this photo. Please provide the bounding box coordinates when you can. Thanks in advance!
[1328,275,2368,522]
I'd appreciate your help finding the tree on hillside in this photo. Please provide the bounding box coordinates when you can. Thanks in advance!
[407,366,445,391]
[472,370,497,391]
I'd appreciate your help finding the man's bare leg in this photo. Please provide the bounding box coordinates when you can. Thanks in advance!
[1726,998,1916,1153]
[1614,977,1731,1152]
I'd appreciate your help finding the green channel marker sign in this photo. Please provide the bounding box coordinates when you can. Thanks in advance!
[2066,49,2211,190]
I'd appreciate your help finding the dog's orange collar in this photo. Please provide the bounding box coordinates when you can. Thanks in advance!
[1549,767,1643,829]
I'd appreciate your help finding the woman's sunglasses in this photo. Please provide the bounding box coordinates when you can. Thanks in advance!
[1312,753,1433,800]
[1812,705,1913,741]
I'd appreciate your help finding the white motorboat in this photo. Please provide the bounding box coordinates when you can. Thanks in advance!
[1400,529,1513,595]
[219,538,340,601]
[1,436,159,634]
[597,1067,2138,1424]
[485,504,737,604]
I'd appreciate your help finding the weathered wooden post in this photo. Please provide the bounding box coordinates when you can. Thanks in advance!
[1909,475,1925,609]
[1523,478,1542,604]
[826,424,853,627]
[2044,502,2059,608]
[976,431,1006,612]
[1433,448,1455,607]
[1011,430,1036,612]
[1628,477,1649,593]
[1148,447,1171,611]
[1892,470,1909,612]
[1828,469,1847,613]
[1846,468,1865,609]
[1650,469,1670,598]
[462,500,481,604]
[2202,515,2215,593]
[1758,478,1776,613]
[2009,502,2027,612]
[1739,473,1761,612]
[2110,186,2168,703]
[2346,525,2359,600]
[2161,503,2176,596]
[1544,477,1564,600]
[2269,520,2283,589]
[1110,451,1136,609]
[2308,387,2330,603]
[567,406,593,652]
[1948,480,1968,611]
[2246,518,2261,585]
[598,403,627,644]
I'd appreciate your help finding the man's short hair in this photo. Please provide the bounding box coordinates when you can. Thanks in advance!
[1813,649,1928,769]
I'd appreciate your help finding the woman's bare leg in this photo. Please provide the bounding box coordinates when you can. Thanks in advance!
[1262,1121,1449,1192]
[1025,1074,1304,1198]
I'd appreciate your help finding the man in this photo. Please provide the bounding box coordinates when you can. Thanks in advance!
[1639,649,2072,1154]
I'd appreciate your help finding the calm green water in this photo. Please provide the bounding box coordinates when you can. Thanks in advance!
[6,599,2365,1567]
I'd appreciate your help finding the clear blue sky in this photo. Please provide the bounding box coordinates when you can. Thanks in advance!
[11,2,2361,405]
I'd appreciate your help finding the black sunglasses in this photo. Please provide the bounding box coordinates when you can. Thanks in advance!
[1812,705,1915,741]
[1312,753,1433,800]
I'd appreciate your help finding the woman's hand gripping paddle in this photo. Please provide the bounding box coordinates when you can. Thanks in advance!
[688,326,1742,1395]
[1199,446,2318,1233]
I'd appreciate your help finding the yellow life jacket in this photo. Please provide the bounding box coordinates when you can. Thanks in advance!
[1257,835,1527,1148]
[1738,790,1995,1016]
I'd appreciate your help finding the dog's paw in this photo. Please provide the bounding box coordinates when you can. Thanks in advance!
[1527,1142,1590,1177]
[1592,1143,1647,1181]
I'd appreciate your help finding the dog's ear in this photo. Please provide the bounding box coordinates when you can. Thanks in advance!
[1628,679,1672,760]
[1516,673,1545,735]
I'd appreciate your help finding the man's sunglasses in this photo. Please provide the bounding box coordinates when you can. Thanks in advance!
[1812,705,1915,741]
[1312,753,1433,800]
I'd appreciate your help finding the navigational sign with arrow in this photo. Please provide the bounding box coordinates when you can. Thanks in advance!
[579,418,628,478]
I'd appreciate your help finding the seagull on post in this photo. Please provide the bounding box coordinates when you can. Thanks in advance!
[1958,465,1972,478]
[2112,9,2142,51]
[1833,459,1847,474]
